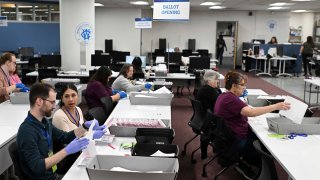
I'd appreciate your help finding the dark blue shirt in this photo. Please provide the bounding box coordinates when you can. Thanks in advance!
[17,112,76,180]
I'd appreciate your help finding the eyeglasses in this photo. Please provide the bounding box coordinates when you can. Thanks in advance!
[237,83,246,87]
[41,98,56,105]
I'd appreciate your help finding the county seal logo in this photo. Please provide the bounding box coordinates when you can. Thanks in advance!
[75,22,94,45]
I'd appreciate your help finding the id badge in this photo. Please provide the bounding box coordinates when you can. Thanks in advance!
[48,151,57,173]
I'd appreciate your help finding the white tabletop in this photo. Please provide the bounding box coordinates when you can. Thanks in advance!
[220,88,268,96]
[0,126,19,148]
[304,78,320,87]
[249,114,320,180]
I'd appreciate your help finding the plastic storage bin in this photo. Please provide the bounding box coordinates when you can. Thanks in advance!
[9,92,29,104]
[129,92,173,106]
[132,143,179,158]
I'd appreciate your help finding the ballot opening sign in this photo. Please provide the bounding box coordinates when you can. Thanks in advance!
[135,18,152,29]
[153,0,190,22]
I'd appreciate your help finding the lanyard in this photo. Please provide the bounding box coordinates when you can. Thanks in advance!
[26,114,52,149]
[0,67,11,86]
[63,107,80,127]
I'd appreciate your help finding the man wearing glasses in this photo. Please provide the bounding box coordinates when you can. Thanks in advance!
[16,83,106,180]
[0,52,27,103]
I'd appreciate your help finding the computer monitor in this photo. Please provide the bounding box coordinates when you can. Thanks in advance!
[165,52,182,64]
[253,45,260,56]
[91,54,111,66]
[126,56,146,68]
[252,39,265,44]
[166,48,174,52]
[197,49,209,57]
[276,45,283,57]
[182,49,192,57]
[189,57,210,72]
[41,55,61,67]
[112,51,130,63]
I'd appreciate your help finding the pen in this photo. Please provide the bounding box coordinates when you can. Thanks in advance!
[107,144,115,149]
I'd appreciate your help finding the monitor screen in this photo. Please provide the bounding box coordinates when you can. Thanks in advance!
[112,51,130,63]
[126,56,146,68]
[165,52,182,64]
[253,45,260,56]
[277,45,283,57]
[91,54,111,66]
[41,55,61,67]
[19,47,34,57]
[189,57,210,72]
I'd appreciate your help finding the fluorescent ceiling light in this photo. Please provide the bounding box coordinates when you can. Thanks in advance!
[291,9,309,12]
[94,3,104,6]
[130,1,149,5]
[200,2,221,6]
[209,6,226,9]
[268,6,289,9]
[269,2,287,6]
[291,0,313,1]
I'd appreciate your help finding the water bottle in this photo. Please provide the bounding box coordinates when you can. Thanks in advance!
[35,63,38,72]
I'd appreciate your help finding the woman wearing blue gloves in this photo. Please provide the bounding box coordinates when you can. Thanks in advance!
[0,52,29,103]
[112,63,152,92]
[52,84,106,174]
[86,66,127,109]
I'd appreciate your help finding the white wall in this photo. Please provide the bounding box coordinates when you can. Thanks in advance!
[95,9,314,66]
[95,8,141,56]
[289,12,314,42]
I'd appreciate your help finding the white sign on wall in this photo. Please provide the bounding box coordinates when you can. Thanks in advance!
[135,18,152,29]
[153,0,190,22]
[75,22,94,45]
[0,16,8,26]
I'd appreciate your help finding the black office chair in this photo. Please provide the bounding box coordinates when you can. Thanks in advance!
[88,107,108,125]
[202,115,240,179]
[8,141,25,180]
[89,69,98,79]
[252,140,278,180]
[100,96,115,124]
[38,68,57,81]
[181,98,207,163]
[95,50,103,55]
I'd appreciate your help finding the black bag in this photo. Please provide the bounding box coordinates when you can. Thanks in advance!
[135,128,175,144]
[132,143,178,158]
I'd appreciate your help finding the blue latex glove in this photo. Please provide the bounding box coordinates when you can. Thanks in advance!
[112,89,120,95]
[118,91,127,99]
[15,83,25,89]
[65,138,89,155]
[20,87,30,92]
[93,128,107,140]
[84,119,105,131]
[240,89,248,98]
[145,83,152,89]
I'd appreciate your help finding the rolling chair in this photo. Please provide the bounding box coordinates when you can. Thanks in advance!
[252,140,278,180]
[100,96,115,123]
[88,107,108,125]
[202,114,240,179]
[8,141,25,180]
[181,98,207,163]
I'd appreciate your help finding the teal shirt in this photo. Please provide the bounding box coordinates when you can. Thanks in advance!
[17,112,76,180]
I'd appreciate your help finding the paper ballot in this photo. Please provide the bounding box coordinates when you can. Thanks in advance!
[83,120,97,157]
[279,96,308,124]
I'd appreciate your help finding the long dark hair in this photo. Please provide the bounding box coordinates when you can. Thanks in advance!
[307,36,315,48]
[132,56,143,74]
[225,71,247,90]
[118,63,133,78]
[59,84,78,107]
[90,66,112,86]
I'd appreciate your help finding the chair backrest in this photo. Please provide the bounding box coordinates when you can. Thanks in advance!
[168,64,181,73]
[38,68,57,81]
[132,72,145,80]
[189,98,207,132]
[8,141,25,180]
[88,107,108,125]
[100,96,115,119]
[253,140,278,180]
[213,115,238,167]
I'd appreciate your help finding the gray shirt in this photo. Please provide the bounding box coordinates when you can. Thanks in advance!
[112,75,145,92]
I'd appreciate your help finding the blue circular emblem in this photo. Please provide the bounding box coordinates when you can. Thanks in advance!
[266,20,277,32]
[75,22,94,45]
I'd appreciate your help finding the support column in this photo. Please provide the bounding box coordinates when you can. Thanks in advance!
[60,0,94,71]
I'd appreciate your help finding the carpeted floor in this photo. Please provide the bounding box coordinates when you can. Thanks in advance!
[171,67,297,180]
